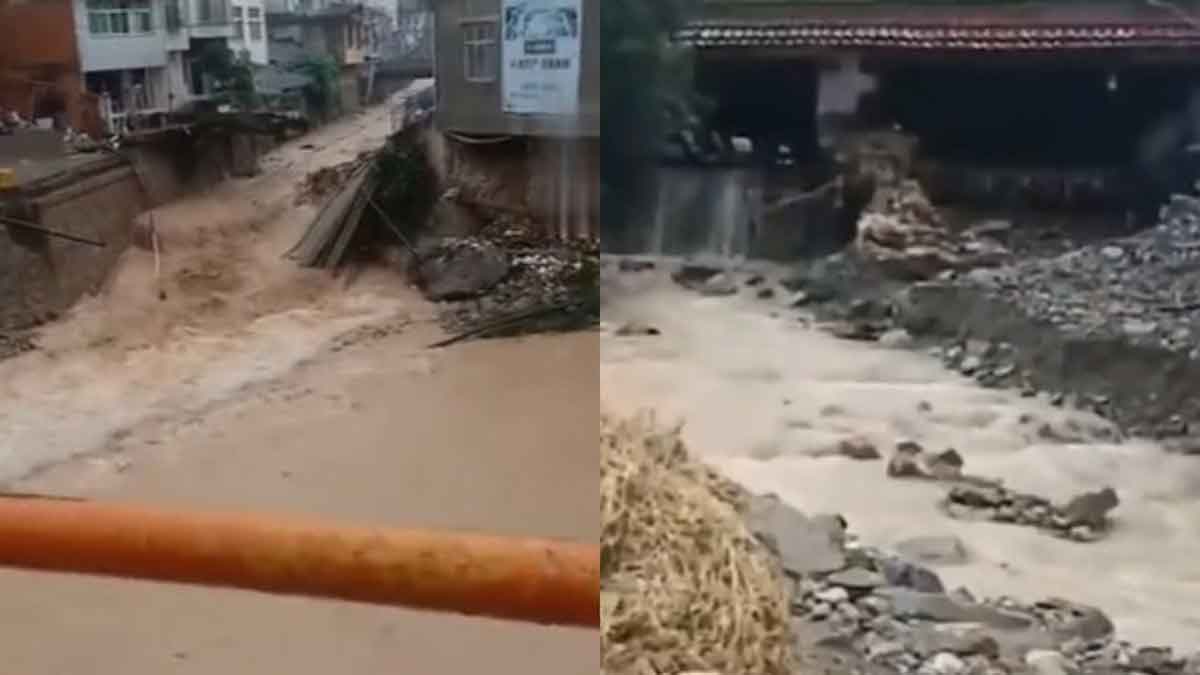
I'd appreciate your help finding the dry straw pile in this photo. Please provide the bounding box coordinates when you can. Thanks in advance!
[600,412,794,675]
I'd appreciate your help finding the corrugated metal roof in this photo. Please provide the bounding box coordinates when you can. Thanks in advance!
[679,2,1200,51]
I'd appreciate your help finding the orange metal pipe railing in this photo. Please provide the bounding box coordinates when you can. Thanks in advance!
[0,496,599,628]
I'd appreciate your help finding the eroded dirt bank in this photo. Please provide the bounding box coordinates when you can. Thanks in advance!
[0,103,598,673]
[601,263,1200,649]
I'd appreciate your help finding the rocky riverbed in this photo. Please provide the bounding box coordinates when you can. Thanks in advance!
[755,492,1198,675]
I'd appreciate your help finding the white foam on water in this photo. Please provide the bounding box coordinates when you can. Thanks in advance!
[602,267,1200,648]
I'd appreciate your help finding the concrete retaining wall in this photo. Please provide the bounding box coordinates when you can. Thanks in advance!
[0,135,240,333]
[0,165,144,331]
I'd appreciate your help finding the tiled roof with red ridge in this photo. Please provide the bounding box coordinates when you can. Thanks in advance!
[677,2,1200,50]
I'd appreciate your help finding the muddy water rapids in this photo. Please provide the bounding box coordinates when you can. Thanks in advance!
[601,260,1200,648]
[0,98,596,673]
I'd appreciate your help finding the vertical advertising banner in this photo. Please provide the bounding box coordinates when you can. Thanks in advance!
[501,0,583,116]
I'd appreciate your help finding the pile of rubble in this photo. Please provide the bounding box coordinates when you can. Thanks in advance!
[855,180,1010,281]
[957,194,1200,356]
[750,493,1194,675]
[422,221,598,342]
[294,153,374,205]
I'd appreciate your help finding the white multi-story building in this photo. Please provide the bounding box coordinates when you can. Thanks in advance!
[75,0,250,131]
[228,0,269,64]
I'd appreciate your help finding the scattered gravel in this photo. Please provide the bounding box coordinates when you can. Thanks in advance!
[958,195,1200,357]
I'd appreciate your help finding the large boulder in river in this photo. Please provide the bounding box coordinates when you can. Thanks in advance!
[417,240,509,301]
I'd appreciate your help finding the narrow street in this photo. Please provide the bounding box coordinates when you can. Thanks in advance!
[0,104,597,673]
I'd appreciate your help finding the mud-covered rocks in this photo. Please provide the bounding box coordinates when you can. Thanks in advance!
[1059,488,1120,530]
[886,441,967,481]
[878,555,946,594]
[417,239,509,301]
[749,494,1190,675]
[942,484,1118,542]
[671,263,724,289]
[838,435,883,460]
[617,258,655,273]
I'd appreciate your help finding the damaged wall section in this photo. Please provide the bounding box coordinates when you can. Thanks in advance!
[425,132,598,240]
[0,131,256,334]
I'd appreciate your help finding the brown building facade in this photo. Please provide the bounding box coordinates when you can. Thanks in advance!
[0,0,99,135]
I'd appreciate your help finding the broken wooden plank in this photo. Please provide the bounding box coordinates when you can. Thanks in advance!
[286,163,372,267]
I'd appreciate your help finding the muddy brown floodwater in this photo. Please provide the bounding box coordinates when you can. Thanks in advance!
[0,100,598,673]
[601,262,1200,649]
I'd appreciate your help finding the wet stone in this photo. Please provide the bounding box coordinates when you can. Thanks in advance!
[910,623,1000,658]
[879,588,1034,630]
[925,652,968,675]
[700,273,739,297]
[1060,487,1119,529]
[1129,647,1174,673]
[880,328,916,349]
[747,495,846,575]
[809,602,834,621]
[815,586,851,605]
[838,436,883,460]
[673,263,723,286]
[948,485,1005,508]
[879,556,946,593]
[617,258,655,272]
[1067,525,1100,542]
[1027,650,1079,675]
[929,449,965,478]
[895,535,969,566]
[828,567,886,591]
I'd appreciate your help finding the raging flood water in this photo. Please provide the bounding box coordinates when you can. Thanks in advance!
[601,263,1200,648]
[0,101,597,673]
[0,325,598,673]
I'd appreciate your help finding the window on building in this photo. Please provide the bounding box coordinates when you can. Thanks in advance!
[232,5,245,39]
[87,0,153,36]
[462,20,497,83]
[248,7,263,40]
